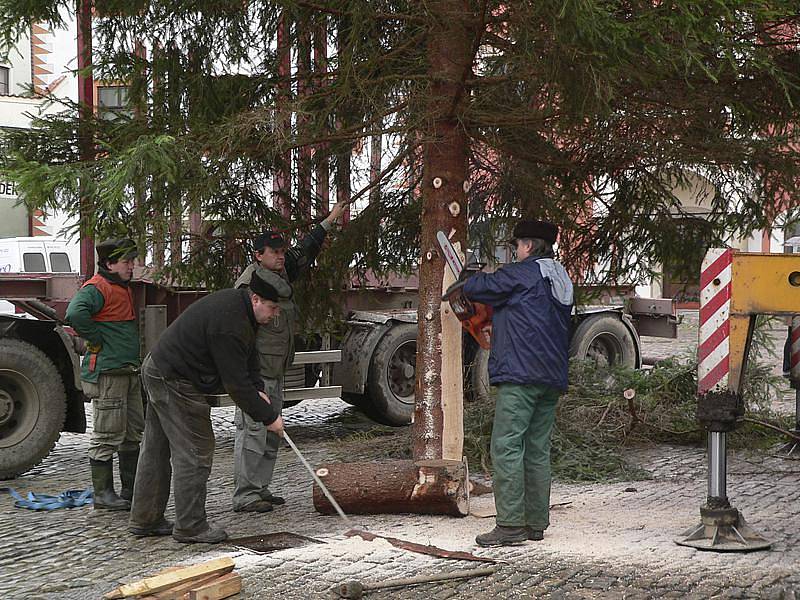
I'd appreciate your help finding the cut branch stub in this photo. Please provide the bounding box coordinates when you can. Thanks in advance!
[312,458,469,517]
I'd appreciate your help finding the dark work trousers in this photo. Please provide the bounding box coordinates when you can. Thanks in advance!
[129,354,216,537]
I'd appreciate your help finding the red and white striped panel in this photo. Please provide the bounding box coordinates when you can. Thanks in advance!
[791,317,800,381]
[698,248,734,394]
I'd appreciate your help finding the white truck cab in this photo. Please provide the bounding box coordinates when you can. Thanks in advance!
[0,237,77,316]
[0,237,76,274]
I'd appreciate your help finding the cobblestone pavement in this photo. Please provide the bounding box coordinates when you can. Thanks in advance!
[2,311,800,599]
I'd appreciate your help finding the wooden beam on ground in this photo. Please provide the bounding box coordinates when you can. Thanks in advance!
[103,558,235,599]
[138,573,222,600]
[188,573,242,600]
[312,458,469,516]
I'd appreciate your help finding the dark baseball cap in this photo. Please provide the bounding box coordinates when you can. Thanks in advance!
[510,220,558,245]
[96,238,138,262]
[253,230,287,252]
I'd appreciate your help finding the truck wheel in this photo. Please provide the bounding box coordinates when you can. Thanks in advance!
[341,392,372,413]
[0,339,66,479]
[569,315,637,368]
[366,323,417,426]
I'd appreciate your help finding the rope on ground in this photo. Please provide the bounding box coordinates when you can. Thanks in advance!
[1,487,93,510]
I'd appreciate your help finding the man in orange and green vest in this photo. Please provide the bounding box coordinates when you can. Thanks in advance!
[66,238,143,511]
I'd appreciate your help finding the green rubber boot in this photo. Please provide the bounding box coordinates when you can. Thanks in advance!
[118,450,139,502]
[90,459,130,511]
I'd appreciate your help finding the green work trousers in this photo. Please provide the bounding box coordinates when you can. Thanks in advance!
[491,383,560,529]
[82,373,144,462]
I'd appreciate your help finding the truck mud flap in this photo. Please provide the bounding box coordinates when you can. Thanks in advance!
[334,320,391,395]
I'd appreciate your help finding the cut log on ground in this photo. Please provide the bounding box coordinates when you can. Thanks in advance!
[312,458,469,516]
[103,558,235,599]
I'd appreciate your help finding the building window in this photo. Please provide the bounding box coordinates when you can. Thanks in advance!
[0,66,9,95]
[97,85,131,121]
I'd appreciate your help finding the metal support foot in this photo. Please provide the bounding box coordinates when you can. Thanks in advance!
[676,431,771,552]
[676,504,771,552]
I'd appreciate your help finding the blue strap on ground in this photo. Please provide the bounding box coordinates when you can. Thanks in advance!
[2,487,93,510]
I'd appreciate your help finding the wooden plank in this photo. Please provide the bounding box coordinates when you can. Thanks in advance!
[189,573,242,600]
[138,573,223,600]
[103,558,235,599]
[469,496,497,518]
[439,240,464,461]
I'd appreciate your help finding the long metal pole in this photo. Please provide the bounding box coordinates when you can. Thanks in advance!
[708,431,727,499]
[283,431,353,527]
[362,566,497,592]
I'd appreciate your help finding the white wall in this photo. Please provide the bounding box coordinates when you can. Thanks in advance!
[0,27,32,94]
[0,12,78,263]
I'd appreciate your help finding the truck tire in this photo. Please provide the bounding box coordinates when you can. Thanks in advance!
[0,339,66,479]
[341,391,372,413]
[366,323,417,426]
[569,314,637,368]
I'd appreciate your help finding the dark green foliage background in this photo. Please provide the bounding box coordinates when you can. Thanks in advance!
[1,1,799,325]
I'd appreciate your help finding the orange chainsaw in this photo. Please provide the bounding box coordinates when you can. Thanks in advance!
[438,231,493,350]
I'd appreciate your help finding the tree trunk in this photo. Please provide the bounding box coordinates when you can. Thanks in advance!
[314,21,329,214]
[296,23,313,224]
[312,459,469,517]
[273,12,292,219]
[413,3,475,461]
[76,0,94,278]
[334,19,352,225]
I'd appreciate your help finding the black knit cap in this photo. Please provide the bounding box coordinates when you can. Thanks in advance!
[253,230,287,252]
[249,271,280,302]
[511,220,558,245]
[96,238,138,262]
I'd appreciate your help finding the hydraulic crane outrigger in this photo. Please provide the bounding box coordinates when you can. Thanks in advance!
[677,248,800,552]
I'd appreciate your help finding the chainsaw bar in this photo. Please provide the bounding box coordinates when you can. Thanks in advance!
[436,231,463,279]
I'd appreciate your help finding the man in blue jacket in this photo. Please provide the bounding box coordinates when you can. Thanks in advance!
[462,219,574,547]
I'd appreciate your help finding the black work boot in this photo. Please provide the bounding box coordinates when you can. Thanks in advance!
[90,459,131,511]
[527,527,544,541]
[118,450,139,502]
[234,499,273,513]
[173,527,228,544]
[129,517,174,537]
[260,490,286,506]
[475,525,528,547]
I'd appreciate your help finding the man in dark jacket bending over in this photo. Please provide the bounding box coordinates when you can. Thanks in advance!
[462,219,574,547]
[128,270,288,544]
